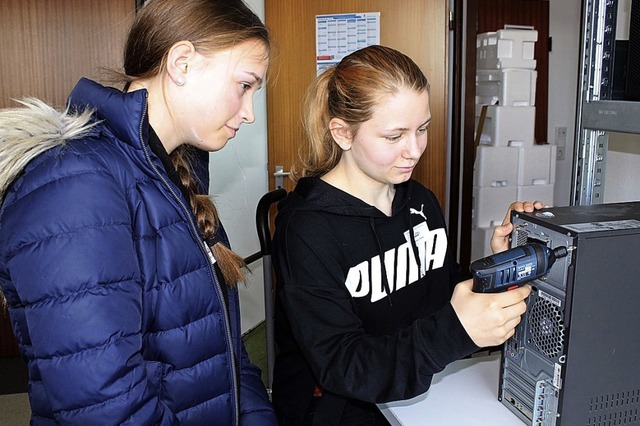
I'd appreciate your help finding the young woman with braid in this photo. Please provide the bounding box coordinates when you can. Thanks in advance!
[0,0,276,424]
[271,45,542,425]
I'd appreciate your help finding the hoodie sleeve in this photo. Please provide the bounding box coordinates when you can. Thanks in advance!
[275,211,478,404]
[0,153,177,425]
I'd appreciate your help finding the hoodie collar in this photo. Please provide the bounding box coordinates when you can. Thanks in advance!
[280,176,413,218]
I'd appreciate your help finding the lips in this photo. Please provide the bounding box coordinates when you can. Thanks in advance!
[397,165,415,173]
[227,125,239,138]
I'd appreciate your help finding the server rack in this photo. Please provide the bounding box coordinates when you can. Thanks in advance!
[573,0,640,205]
[498,201,640,425]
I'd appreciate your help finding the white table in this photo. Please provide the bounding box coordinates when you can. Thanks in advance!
[378,354,525,425]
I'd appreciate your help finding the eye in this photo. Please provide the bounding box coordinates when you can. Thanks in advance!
[240,82,251,92]
[417,126,428,134]
[385,134,402,142]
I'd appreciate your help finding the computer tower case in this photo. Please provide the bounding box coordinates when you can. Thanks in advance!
[498,201,640,425]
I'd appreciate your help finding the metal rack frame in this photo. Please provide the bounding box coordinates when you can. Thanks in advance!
[572,0,640,205]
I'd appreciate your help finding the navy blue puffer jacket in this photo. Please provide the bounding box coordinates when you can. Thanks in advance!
[0,78,276,425]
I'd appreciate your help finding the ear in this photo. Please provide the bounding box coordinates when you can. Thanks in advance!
[329,118,354,151]
[166,40,196,86]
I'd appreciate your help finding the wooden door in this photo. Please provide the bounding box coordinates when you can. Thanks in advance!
[0,0,135,358]
[265,1,450,207]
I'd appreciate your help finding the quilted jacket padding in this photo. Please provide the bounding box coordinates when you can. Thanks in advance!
[0,78,275,425]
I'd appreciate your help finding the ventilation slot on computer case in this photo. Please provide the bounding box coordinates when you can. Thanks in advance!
[515,228,530,247]
[587,389,640,425]
[528,294,565,359]
[514,227,549,248]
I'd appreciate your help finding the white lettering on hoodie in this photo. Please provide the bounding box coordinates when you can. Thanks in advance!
[344,220,447,302]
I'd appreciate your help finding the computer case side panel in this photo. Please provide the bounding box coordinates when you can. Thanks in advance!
[559,232,640,425]
[498,202,640,426]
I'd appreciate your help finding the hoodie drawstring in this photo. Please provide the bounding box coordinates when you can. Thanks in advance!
[406,208,423,274]
[368,208,423,307]
[369,217,393,307]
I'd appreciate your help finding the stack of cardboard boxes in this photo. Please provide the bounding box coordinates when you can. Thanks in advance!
[471,28,556,261]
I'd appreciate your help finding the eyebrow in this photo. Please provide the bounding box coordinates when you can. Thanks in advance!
[247,72,263,87]
[386,118,432,132]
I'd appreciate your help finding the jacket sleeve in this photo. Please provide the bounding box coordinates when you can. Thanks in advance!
[275,213,478,404]
[0,158,177,425]
[237,344,278,426]
[221,259,277,425]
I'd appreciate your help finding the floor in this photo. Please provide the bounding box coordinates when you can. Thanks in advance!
[0,322,268,425]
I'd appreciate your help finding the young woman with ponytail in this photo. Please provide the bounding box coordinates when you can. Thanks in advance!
[271,45,541,425]
[0,0,275,424]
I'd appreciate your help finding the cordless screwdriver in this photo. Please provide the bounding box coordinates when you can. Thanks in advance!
[470,242,569,293]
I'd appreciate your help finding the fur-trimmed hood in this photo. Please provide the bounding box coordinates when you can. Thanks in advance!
[0,98,96,201]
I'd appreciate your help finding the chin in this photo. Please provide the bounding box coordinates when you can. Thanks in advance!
[393,174,413,184]
[202,137,231,152]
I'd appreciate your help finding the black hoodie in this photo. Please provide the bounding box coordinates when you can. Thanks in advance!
[272,177,479,424]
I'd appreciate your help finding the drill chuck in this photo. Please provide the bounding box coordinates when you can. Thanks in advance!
[471,243,569,293]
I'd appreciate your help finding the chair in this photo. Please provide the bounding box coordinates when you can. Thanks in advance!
[255,188,287,394]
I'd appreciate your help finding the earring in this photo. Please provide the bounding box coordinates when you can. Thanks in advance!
[176,77,185,86]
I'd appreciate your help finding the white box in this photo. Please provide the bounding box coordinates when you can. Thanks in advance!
[470,226,495,262]
[475,105,535,147]
[477,29,538,70]
[474,145,520,188]
[517,144,557,185]
[516,184,555,205]
[473,186,518,228]
[476,69,537,106]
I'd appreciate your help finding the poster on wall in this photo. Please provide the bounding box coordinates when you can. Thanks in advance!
[315,12,380,75]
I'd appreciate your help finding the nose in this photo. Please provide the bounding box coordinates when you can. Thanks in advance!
[404,134,426,159]
[240,95,255,124]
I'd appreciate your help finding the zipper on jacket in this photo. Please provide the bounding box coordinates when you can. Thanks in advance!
[137,97,240,425]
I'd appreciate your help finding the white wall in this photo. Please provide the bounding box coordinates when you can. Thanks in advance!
[208,0,268,334]
[548,0,582,206]
[605,133,640,203]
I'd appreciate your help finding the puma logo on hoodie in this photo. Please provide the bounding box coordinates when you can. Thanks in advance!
[344,219,447,303]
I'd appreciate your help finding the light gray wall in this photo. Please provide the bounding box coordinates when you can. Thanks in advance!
[548,0,582,206]
[605,132,640,203]
[208,0,267,334]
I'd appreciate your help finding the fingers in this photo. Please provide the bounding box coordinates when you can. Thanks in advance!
[452,281,532,348]
[505,200,547,220]
[458,278,473,290]
[500,285,532,308]
[492,201,548,253]
[477,299,526,346]
[490,222,513,253]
